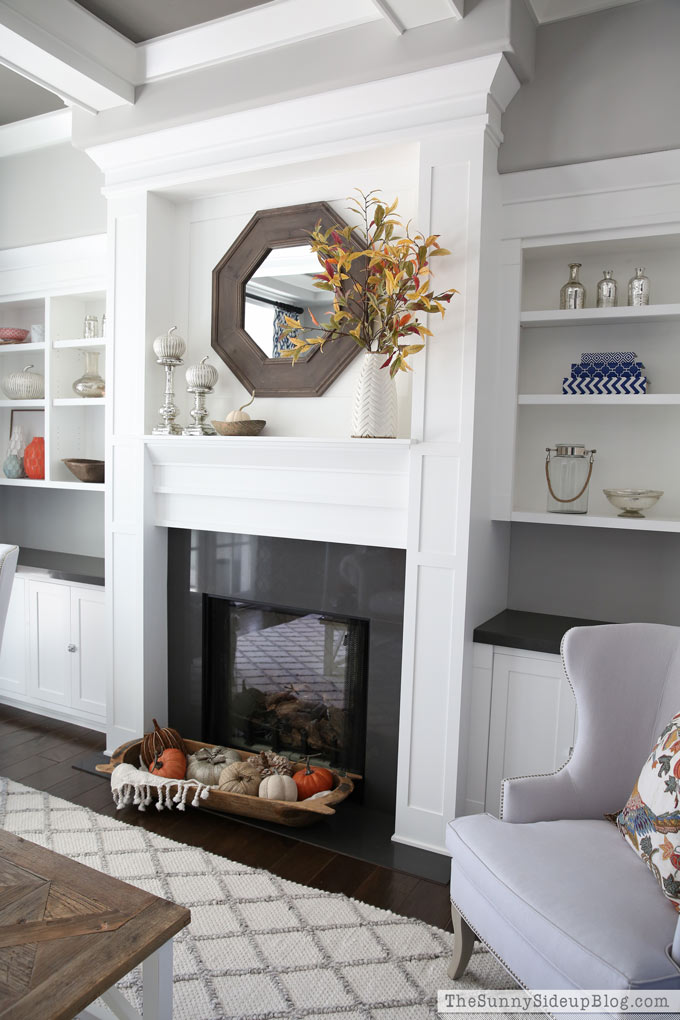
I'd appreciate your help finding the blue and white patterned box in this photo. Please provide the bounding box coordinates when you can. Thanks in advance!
[573,361,645,378]
[581,351,637,365]
[563,374,648,395]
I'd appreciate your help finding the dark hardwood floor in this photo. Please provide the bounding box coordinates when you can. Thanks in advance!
[0,704,453,931]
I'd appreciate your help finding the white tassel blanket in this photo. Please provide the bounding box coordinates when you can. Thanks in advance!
[111,762,211,812]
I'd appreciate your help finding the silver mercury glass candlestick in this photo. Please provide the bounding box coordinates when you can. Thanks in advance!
[183,356,218,435]
[152,326,186,435]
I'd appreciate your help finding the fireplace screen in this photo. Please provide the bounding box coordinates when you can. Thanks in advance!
[203,597,368,774]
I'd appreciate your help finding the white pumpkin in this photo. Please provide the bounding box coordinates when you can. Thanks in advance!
[226,393,255,422]
[258,773,298,802]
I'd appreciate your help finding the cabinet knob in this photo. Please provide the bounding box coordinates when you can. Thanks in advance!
[67,644,77,653]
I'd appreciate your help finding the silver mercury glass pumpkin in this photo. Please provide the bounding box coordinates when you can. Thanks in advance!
[183,356,219,435]
[152,325,186,435]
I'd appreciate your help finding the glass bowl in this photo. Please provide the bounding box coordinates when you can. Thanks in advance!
[603,489,663,518]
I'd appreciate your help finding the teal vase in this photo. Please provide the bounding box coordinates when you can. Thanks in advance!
[3,454,25,478]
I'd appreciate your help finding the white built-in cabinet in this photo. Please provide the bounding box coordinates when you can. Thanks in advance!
[468,643,577,818]
[0,574,106,728]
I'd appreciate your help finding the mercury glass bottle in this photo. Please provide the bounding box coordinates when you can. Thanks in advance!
[72,350,105,398]
[596,270,617,308]
[545,444,596,514]
[628,267,650,306]
[559,263,586,310]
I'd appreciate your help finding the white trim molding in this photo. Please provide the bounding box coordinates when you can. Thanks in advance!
[86,54,520,194]
[0,107,71,158]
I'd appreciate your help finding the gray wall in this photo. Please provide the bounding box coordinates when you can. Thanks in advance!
[500,0,680,173]
[0,487,105,559]
[0,143,106,249]
[508,522,680,625]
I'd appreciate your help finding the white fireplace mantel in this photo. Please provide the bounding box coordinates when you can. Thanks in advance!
[144,436,411,549]
[99,50,519,855]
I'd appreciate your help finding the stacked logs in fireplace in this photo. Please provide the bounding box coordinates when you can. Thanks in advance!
[230,686,346,764]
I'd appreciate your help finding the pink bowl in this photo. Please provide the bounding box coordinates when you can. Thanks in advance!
[0,328,30,342]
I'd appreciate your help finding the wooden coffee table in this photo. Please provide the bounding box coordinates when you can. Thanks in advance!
[0,829,190,1020]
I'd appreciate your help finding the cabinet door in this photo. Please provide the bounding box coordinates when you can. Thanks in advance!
[28,580,72,706]
[485,650,576,816]
[70,587,106,719]
[0,576,28,696]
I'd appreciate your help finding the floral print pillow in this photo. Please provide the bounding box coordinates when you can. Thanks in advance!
[617,709,680,910]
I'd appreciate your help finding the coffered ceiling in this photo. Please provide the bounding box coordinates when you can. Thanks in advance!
[0,0,645,130]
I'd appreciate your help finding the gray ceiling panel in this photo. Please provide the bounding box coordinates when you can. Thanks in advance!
[74,0,273,43]
[0,66,65,126]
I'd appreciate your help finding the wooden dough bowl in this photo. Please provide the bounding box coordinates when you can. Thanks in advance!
[99,738,355,827]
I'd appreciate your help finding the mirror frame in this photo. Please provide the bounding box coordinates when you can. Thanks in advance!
[211,202,362,397]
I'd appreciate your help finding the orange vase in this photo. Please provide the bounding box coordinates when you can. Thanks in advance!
[24,437,45,479]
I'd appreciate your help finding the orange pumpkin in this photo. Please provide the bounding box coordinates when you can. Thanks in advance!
[148,747,186,780]
[293,758,334,799]
[141,718,187,767]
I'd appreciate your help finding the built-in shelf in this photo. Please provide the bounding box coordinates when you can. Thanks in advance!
[52,398,106,407]
[53,338,106,349]
[0,399,45,408]
[509,510,680,533]
[518,394,680,405]
[0,342,45,354]
[520,304,680,328]
[0,478,105,491]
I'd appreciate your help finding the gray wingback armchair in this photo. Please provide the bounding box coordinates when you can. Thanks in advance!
[447,623,680,1004]
[0,544,19,653]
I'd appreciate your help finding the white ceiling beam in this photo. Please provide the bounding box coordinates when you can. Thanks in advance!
[142,0,383,82]
[0,0,137,113]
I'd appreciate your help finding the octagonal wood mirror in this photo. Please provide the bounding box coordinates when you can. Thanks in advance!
[211,202,362,397]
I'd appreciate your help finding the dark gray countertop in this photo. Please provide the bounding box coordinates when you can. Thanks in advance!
[474,609,608,656]
[17,548,105,587]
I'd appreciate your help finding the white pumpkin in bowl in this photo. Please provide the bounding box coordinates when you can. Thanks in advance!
[258,773,298,802]
[225,393,254,422]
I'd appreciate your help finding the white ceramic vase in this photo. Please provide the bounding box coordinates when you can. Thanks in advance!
[351,351,398,439]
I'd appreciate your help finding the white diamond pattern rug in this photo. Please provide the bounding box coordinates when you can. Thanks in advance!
[0,778,518,1019]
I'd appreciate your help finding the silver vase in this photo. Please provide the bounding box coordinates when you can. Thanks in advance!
[559,263,586,310]
[628,267,650,306]
[596,270,617,308]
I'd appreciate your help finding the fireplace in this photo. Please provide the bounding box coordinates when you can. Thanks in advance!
[167,530,405,813]
[203,596,368,773]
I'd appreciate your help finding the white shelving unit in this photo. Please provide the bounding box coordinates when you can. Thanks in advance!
[500,228,680,531]
[0,289,106,487]
[520,304,680,328]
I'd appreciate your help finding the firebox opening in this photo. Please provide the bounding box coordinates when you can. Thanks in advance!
[203,595,369,776]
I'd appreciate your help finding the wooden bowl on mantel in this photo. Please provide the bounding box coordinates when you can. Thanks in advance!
[98,737,355,827]
[211,419,266,436]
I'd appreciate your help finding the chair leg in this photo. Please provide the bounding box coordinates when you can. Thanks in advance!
[448,902,476,980]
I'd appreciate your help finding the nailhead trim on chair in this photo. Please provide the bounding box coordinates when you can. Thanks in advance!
[499,636,577,820]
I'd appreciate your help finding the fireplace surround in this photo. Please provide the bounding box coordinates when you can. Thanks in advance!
[167,529,405,814]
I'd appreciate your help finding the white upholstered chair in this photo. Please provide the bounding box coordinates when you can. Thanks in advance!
[447,623,680,1017]
[0,544,19,652]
